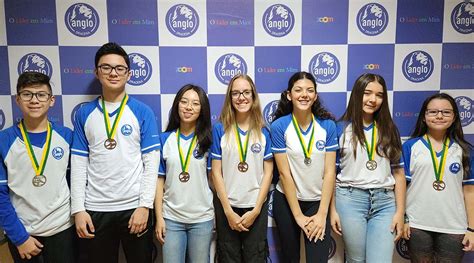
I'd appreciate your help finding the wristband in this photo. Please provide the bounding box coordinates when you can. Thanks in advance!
[467,227,474,233]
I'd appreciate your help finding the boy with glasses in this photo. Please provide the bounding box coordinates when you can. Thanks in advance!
[71,42,160,262]
[0,72,76,262]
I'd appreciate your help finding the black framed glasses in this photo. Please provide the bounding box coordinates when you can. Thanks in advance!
[97,64,129,76]
[425,109,454,117]
[18,91,51,102]
[231,90,253,100]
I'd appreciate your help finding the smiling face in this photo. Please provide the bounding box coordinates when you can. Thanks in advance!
[424,98,455,133]
[16,84,55,121]
[362,81,384,118]
[178,89,201,127]
[95,54,131,94]
[287,78,317,113]
[230,77,254,115]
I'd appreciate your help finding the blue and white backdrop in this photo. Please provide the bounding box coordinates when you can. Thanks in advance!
[0,0,473,262]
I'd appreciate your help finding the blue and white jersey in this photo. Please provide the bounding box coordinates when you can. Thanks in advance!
[159,130,214,224]
[271,114,338,201]
[336,122,403,189]
[71,96,160,212]
[211,122,272,208]
[403,137,474,234]
[0,123,73,245]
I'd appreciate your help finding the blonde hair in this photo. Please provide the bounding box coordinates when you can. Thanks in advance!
[219,74,265,142]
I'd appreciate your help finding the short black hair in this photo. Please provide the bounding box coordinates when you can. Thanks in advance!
[16,72,52,94]
[94,42,130,68]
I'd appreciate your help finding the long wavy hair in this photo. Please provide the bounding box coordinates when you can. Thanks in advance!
[411,93,472,178]
[219,74,265,141]
[166,84,212,156]
[273,71,334,121]
[339,73,401,163]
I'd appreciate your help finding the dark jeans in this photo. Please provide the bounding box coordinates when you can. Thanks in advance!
[7,225,76,263]
[272,190,330,263]
[408,227,465,263]
[214,195,269,263]
[77,209,153,263]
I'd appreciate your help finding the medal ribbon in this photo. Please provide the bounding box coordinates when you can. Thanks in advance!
[425,135,449,182]
[291,114,315,159]
[364,121,377,161]
[101,94,128,140]
[19,120,52,176]
[177,129,197,173]
[234,123,250,164]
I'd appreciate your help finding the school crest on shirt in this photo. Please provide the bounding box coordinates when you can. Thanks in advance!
[52,147,64,160]
[251,143,262,153]
[121,124,133,136]
[193,147,204,160]
[316,140,325,151]
[449,162,461,174]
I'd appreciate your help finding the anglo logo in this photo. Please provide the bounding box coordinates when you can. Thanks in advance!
[316,140,325,151]
[70,102,88,126]
[127,53,152,86]
[17,53,53,78]
[455,96,473,127]
[262,4,295,37]
[449,163,461,174]
[166,4,199,38]
[251,143,262,154]
[52,147,65,160]
[214,53,247,85]
[121,124,133,136]
[402,51,434,83]
[0,109,5,130]
[64,3,100,37]
[356,3,389,36]
[309,52,340,84]
[263,100,279,126]
[450,2,473,34]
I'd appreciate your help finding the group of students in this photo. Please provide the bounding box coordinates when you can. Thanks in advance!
[0,42,472,263]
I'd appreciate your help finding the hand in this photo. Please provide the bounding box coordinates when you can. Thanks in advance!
[155,216,166,245]
[330,210,342,236]
[241,209,259,229]
[306,212,327,242]
[128,207,149,234]
[391,212,404,241]
[463,231,474,251]
[17,236,43,260]
[75,211,95,238]
[225,210,247,232]
[402,223,410,240]
[294,214,311,237]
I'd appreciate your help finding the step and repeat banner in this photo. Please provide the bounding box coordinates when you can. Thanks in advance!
[0,0,473,262]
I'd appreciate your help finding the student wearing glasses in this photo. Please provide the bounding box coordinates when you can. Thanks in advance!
[211,74,273,262]
[402,93,474,262]
[0,72,75,262]
[70,42,160,263]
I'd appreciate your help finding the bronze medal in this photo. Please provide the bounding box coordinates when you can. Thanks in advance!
[366,160,377,171]
[179,172,190,183]
[238,161,249,173]
[304,157,312,166]
[432,180,446,191]
[104,138,117,150]
[32,175,47,187]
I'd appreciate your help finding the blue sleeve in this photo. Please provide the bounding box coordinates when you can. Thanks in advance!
[321,119,339,152]
[270,118,287,153]
[158,132,171,178]
[262,127,273,160]
[210,123,224,160]
[463,148,474,185]
[207,152,212,171]
[53,124,73,146]
[402,139,415,182]
[335,122,345,171]
[128,99,161,153]
[71,104,92,157]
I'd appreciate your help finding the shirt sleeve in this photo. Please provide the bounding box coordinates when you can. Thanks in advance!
[402,140,413,182]
[463,148,474,185]
[270,119,287,154]
[210,123,224,160]
[70,154,88,214]
[140,150,159,208]
[71,107,90,157]
[158,134,167,178]
[324,120,339,152]
[262,127,273,160]
[135,103,160,154]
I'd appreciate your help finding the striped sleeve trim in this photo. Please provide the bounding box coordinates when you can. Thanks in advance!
[142,143,161,153]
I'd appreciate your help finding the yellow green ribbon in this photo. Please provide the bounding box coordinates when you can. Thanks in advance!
[19,120,52,176]
[291,114,315,159]
[177,129,197,173]
[364,121,377,161]
[234,123,250,164]
[425,135,449,182]
[101,94,128,140]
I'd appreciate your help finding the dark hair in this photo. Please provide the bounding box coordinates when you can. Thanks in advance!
[340,73,401,163]
[94,42,130,68]
[273,71,334,121]
[411,93,472,177]
[165,84,212,156]
[16,72,52,94]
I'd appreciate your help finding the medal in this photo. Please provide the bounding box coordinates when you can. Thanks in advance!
[32,175,47,187]
[364,122,377,171]
[101,94,128,150]
[432,180,446,191]
[177,129,197,183]
[426,135,449,192]
[234,123,250,173]
[292,114,316,166]
[238,162,249,172]
[19,120,52,187]
[366,160,377,171]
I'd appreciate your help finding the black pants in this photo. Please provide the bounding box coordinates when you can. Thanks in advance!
[78,209,153,263]
[272,190,330,263]
[214,196,269,263]
[7,225,76,263]
[408,228,465,263]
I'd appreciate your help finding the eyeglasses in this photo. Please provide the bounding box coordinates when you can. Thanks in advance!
[425,109,454,117]
[231,90,252,100]
[18,91,51,102]
[97,64,129,76]
[179,99,201,110]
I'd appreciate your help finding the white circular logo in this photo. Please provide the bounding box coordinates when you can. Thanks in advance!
[356,3,389,36]
[262,4,295,37]
[402,51,434,83]
[52,147,65,160]
[450,2,473,34]
[309,52,340,84]
[214,53,247,85]
[17,53,53,78]
[64,3,100,37]
[455,96,473,127]
[166,4,199,38]
[121,124,133,136]
[127,53,152,86]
